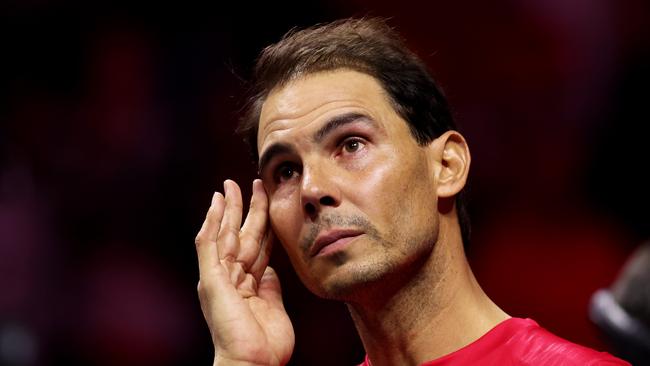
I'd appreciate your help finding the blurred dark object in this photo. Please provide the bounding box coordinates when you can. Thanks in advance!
[590,242,650,365]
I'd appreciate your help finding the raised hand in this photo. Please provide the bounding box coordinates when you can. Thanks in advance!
[195,179,294,366]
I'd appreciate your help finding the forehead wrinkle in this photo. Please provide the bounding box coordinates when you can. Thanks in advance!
[258,99,370,152]
[257,70,400,153]
[261,99,351,135]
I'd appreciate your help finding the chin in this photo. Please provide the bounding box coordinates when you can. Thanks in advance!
[310,259,394,301]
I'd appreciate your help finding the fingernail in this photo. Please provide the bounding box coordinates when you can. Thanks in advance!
[223,180,229,195]
[211,192,219,205]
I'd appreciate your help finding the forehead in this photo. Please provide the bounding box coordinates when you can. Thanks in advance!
[257,69,396,151]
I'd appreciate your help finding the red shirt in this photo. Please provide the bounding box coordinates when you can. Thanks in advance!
[358,318,629,365]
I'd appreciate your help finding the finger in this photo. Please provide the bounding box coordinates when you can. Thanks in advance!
[217,180,243,261]
[238,179,269,269]
[195,192,225,273]
[250,227,275,282]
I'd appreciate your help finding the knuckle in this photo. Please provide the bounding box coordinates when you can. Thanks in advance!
[221,254,237,262]
[197,281,208,298]
[194,234,203,247]
[204,205,215,219]
[218,226,240,240]
[197,278,214,295]
[205,205,223,222]
[248,198,256,209]
[207,204,221,217]
[238,231,252,244]
[241,236,262,252]
[257,198,269,209]
[226,195,243,208]
[250,199,267,212]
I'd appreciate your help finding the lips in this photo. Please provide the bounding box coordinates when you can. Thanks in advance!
[310,229,364,257]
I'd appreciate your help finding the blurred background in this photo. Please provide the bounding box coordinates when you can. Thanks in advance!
[1,0,649,365]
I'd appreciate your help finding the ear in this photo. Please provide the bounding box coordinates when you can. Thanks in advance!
[428,131,471,198]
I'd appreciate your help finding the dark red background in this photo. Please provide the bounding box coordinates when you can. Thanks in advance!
[2,1,649,365]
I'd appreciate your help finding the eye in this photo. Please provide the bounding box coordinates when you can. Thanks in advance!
[274,162,299,183]
[341,138,366,154]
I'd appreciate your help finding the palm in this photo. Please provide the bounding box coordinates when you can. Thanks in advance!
[196,180,295,366]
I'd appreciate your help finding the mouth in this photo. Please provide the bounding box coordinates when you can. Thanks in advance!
[310,229,364,257]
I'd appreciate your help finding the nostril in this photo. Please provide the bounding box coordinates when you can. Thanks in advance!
[305,202,316,215]
[320,196,335,206]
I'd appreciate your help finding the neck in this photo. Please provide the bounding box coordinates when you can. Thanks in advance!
[346,219,509,366]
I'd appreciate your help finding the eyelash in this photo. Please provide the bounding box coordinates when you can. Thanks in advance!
[338,136,367,156]
[273,162,299,184]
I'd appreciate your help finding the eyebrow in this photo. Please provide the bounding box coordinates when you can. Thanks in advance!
[258,112,376,174]
[313,112,375,143]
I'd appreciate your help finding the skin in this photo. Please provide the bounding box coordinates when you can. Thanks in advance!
[196,69,508,366]
[257,70,442,302]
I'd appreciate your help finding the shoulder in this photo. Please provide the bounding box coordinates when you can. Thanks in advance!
[358,318,630,366]
[505,318,630,365]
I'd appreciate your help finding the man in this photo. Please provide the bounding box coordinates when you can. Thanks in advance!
[194,18,629,365]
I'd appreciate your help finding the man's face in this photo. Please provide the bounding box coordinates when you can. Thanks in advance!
[257,69,441,300]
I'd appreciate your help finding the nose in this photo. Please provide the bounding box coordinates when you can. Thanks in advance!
[300,162,341,218]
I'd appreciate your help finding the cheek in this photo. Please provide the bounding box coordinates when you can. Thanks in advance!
[348,151,407,210]
[348,149,436,232]
[269,195,316,284]
[269,194,302,247]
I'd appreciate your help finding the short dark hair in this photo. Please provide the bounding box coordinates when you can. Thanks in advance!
[238,17,471,246]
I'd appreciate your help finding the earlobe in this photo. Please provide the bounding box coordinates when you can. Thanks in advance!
[432,131,471,198]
